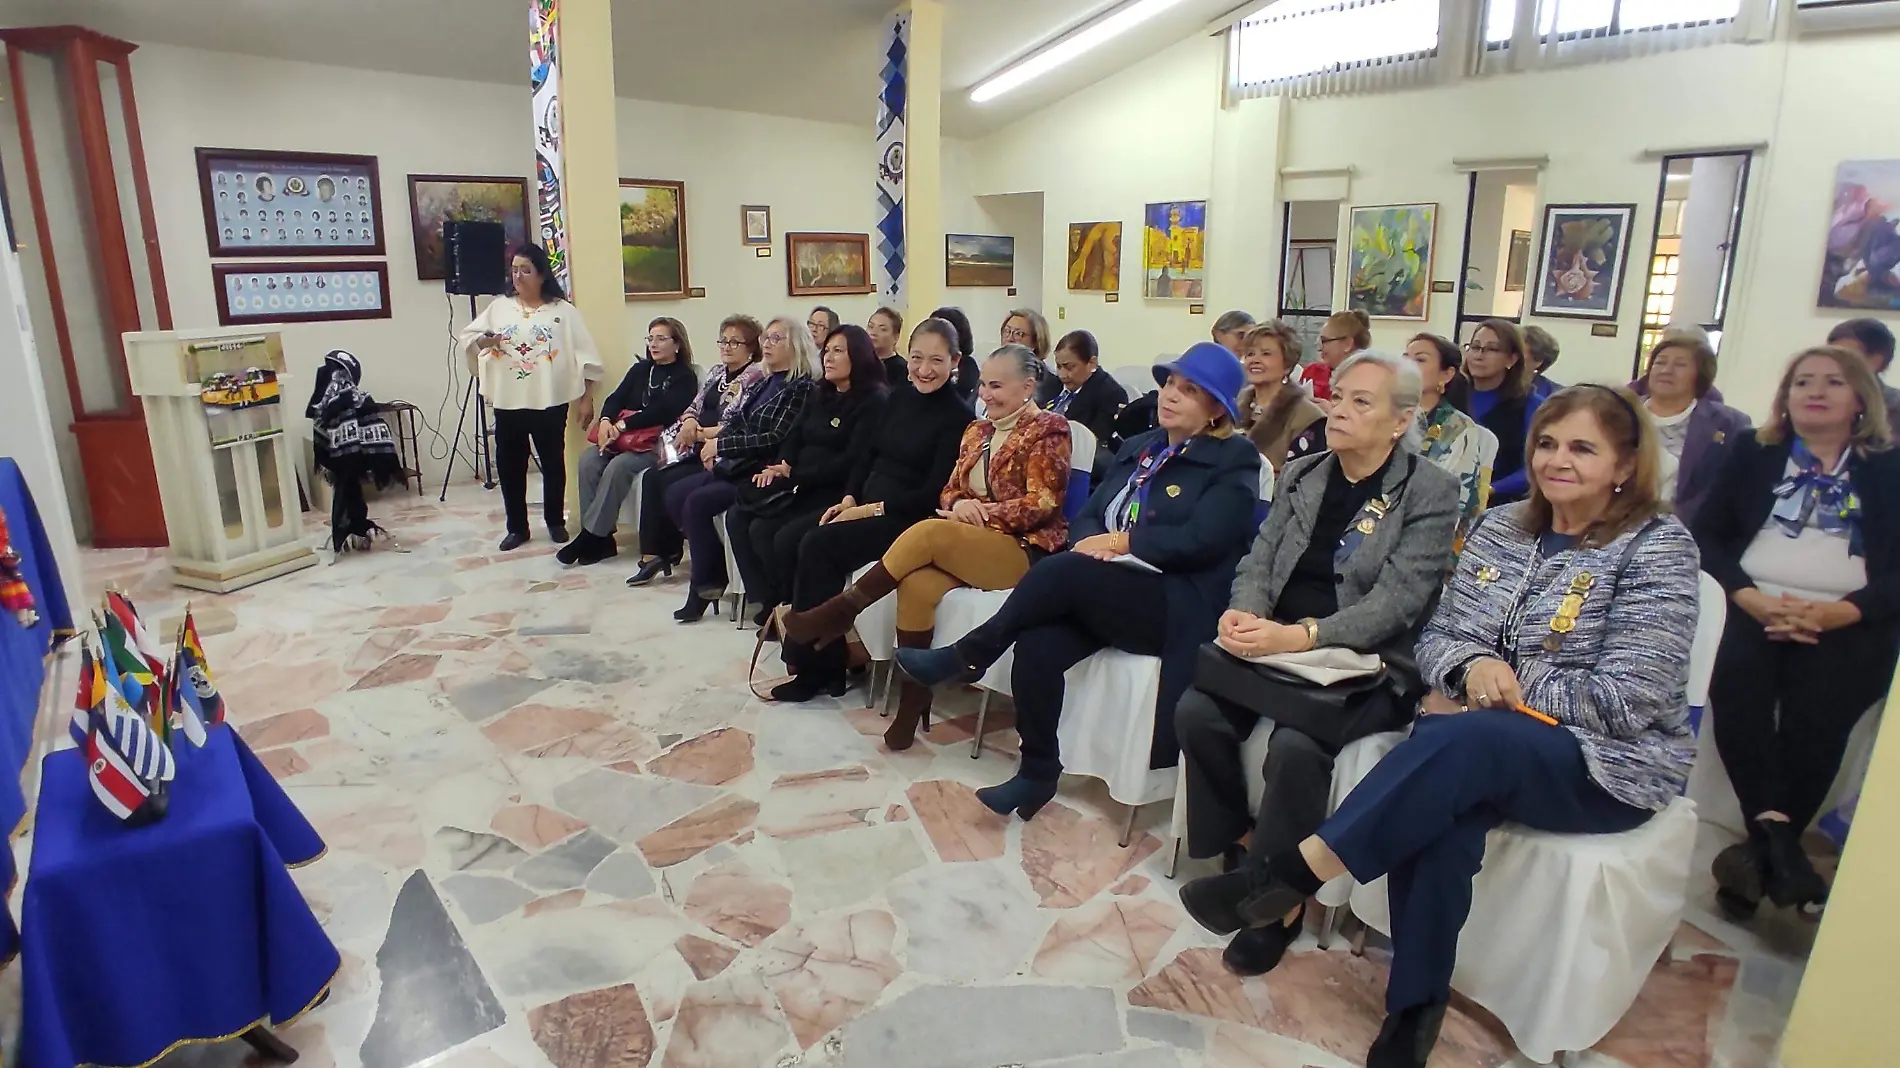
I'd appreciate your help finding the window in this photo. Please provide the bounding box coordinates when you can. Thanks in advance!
[1484,0,1742,43]
[1229,0,1439,98]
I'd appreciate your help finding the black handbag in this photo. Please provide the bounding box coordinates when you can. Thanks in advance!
[734,477,799,518]
[1190,643,1411,751]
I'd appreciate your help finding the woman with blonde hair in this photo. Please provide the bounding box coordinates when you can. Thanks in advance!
[1237,321,1327,471]
[1695,346,1900,917]
[1301,309,1370,403]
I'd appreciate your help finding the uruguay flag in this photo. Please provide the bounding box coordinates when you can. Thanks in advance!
[102,678,174,783]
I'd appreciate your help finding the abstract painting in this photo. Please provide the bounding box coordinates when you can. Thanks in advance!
[1531,203,1636,320]
[786,232,875,296]
[1347,203,1436,319]
[619,178,689,300]
[1143,200,1205,299]
[946,234,1014,287]
[406,175,529,280]
[1819,159,1900,310]
[1067,222,1122,293]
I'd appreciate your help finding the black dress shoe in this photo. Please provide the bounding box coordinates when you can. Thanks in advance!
[555,534,588,565]
[548,524,570,543]
[498,531,529,552]
[1223,904,1303,976]
[1180,866,1307,937]
[573,532,618,566]
[673,593,715,623]
[1366,1001,1448,1068]
[1759,818,1828,908]
[767,673,849,702]
[626,555,677,586]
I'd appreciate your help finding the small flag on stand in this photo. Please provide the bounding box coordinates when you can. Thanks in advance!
[99,610,158,732]
[167,621,210,748]
[68,640,108,749]
[84,702,168,826]
[178,607,224,729]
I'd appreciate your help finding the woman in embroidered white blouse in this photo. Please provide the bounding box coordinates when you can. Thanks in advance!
[459,245,605,551]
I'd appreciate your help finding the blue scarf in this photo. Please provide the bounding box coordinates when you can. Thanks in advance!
[1772,438,1863,557]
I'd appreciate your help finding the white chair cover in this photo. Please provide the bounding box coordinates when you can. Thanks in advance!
[1111,365,1155,401]
[1067,420,1097,479]
[713,512,744,620]
[853,563,899,663]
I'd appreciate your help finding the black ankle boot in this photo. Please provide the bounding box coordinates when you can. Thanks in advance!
[1223,903,1303,976]
[673,591,717,623]
[767,671,849,703]
[1758,818,1827,908]
[1366,1001,1448,1068]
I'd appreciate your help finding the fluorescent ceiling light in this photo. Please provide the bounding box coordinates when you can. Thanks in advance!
[970,0,1195,104]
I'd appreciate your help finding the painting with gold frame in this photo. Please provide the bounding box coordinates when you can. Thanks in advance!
[619,177,690,300]
[786,232,875,296]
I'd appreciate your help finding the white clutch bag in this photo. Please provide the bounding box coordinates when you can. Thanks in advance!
[1239,646,1384,684]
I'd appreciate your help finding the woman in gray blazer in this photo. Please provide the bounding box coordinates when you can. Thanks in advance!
[1175,351,1459,978]
[1180,384,1699,1068]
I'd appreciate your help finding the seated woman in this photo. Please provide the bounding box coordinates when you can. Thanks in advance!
[1302,309,1369,404]
[765,319,974,705]
[896,343,1261,819]
[664,315,815,622]
[1044,330,1129,476]
[929,305,982,406]
[868,306,907,385]
[1174,351,1458,977]
[1181,385,1699,1068]
[1640,329,1750,526]
[729,325,889,624]
[777,344,1071,746]
[1694,345,1899,917]
[1001,307,1060,406]
[628,315,763,584]
[1461,318,1544,505]
[561,316,700,566]
[1237,320,1326,471]
[1403,333,1490,545]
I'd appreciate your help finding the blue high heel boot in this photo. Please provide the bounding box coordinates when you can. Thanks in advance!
[975,774,1059,821]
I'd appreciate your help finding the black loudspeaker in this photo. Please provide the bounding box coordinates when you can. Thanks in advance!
[444,220,510,296]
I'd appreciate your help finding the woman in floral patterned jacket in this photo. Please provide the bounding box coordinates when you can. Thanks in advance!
[779,344,1072,747]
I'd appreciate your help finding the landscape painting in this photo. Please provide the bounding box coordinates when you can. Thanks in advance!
[946,234,1015,287]
[1067,221,1122,292]
[1347,203,1436,320]
[1819,159,1900,310]
[786,232,875,297]
[619,178,689,300]
[1143,200,1205,300]
[1531,203,1636,320]
[407,174,529,281]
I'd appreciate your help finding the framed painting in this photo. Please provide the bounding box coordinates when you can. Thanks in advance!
[1067,221,1121,293]
[1504,228,1533,292]
[1143,200,1205,299]
[946,234,1015,287]
[619,178,690,300]
[197,148,385,258]
[406,174,530,281]
[1532,203,1637,320]
[786,232,875,296]
[212,261,391,326]
[741,205,772,246]
[1819,160,1900,310]
[1346,203,1437,320]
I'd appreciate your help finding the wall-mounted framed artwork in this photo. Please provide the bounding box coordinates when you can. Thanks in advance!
[1067,221,1122,293]
[405,174,530,281]
[1531,203,1637,320]
[197,148,385,258]
[1346,202,1437,320]
[1819,159,1900,310]
[1143,200,1205,299]
[619,177,690,300]
[946,234,1015,287]
[741,205,772,246]
[212,261,391,326]
[1504,228,1533,292]
[786,232,875,296]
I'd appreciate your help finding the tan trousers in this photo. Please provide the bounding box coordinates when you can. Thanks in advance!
[881,519,1032,631]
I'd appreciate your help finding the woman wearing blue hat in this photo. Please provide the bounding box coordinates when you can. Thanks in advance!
[896,341,1264,819]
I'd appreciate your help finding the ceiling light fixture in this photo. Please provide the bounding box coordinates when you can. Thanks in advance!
[969,0,1196,104]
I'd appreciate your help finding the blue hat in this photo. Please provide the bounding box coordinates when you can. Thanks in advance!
[1154,341,1245,422]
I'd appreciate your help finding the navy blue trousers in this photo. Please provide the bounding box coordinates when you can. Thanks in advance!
[1318,711,1651,1014]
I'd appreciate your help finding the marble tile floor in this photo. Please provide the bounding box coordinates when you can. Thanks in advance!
[41,497,1815,1068]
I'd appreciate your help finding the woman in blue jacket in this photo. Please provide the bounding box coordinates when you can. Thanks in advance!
[895,342,1263,819]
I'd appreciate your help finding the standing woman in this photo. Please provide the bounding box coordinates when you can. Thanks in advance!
[897,343,1262,819]
[665,314,816,621]
[1694,346,1900,917]
[1302,309,1370,404]
[1001,308,1059,405]
[729,325,889,624]
[869,306,907,386]
[561,316,699,565]
[1640,330,1750,525]
[1404,333,1494,545]
[778,344,1072,746]
[1462,318,1543,505]
[460,245,604,550]
[766,319,973,705]
[929,306,981,405]
[1237,321,1327,472]
[628,315,764,584]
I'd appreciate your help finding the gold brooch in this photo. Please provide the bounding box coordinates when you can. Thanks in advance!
[830,417,841,428]
[1476,565,1501,585]
[1355,517,1376,534]
[1166,484,1181,498]
[1713,431,1725,444]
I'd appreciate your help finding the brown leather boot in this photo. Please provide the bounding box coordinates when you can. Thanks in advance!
[779,563,897,649]
[885,627,936,751]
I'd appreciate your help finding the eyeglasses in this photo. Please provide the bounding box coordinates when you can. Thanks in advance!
[1464,342,1507,356]
[645,335,675,345]
[716,338,747,348]
[1319,335,1349,345]
[1002,327,1032,342]
[761,332,787,345]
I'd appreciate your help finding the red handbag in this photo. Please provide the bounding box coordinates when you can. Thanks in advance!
[587,410,661,454]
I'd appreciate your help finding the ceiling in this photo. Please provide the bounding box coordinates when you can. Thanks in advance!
[4,0,1245,138]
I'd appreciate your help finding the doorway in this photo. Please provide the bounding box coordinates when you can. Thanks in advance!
[1454,168,1540,344]
[1278,200,1339,363]
[1631,152,1752,374]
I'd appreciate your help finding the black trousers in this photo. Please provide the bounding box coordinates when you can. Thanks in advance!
[728,499,831,612]
[1709,611,1896,830]
[955,552,1169,780]
[636,459,706,560]
[779,511,915,680]
[1177,688,1338,862]
[493,403,569,536]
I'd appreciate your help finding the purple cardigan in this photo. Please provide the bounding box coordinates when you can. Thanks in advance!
[1629,380,1751,525]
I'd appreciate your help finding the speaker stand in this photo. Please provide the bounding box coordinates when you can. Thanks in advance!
[438,294,496,502]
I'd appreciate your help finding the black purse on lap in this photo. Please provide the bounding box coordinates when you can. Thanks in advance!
[1190,643,1411,751]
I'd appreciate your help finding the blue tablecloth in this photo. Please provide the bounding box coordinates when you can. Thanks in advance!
[1,456,74,965]
[21,728,337,1068]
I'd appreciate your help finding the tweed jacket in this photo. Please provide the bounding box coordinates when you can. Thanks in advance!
[942,408,1072,554]
[1229,449,1459,653]
[1417,505,1700,811]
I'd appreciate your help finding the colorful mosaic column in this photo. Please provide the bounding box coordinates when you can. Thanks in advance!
[875,12,909,309]
[892,0,943,320]
[529,0,569,289]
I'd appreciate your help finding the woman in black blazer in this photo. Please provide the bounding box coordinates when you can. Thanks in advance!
[1693,345,1900,917]
[895,342,1261,819]
[1045,330,1130,478]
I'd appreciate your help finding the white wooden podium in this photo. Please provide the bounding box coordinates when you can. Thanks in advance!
[123,328,316,592]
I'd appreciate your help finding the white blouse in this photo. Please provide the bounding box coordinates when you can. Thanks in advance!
[458,296,605,411]
[1649,401,1694,503]
[1739,457,1866,602]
